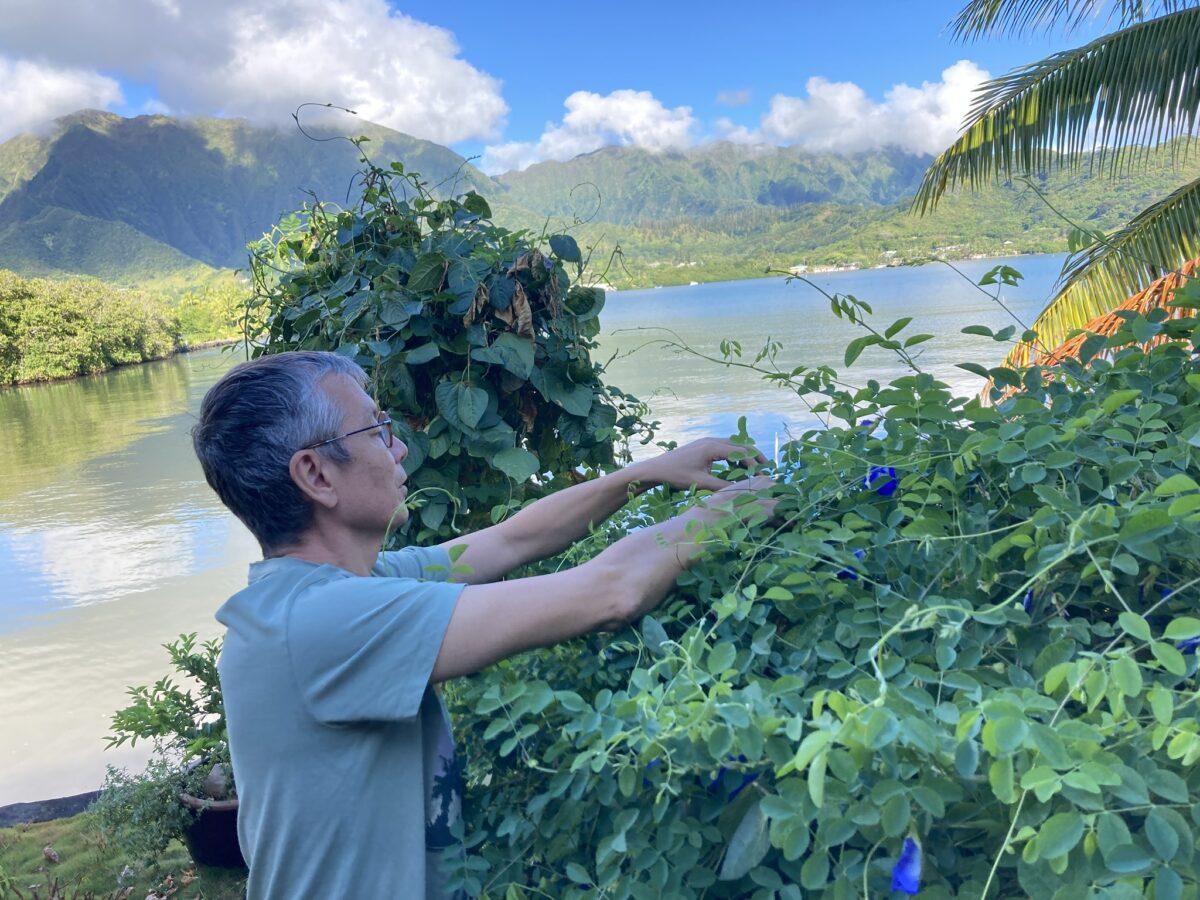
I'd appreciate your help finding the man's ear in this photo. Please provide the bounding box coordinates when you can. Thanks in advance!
[289,449,339,509]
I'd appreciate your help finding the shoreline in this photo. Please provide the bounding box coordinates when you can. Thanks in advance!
[0,337,244,390]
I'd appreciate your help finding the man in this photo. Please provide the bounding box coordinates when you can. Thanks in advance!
[193,350,774,899]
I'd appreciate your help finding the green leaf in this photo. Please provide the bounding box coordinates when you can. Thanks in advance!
[1155,473,1200,496]
[880,794,909,837]
[1150,641,1187,676]
[1145,807,1180,860]
[456,384,489,429]
[408,252,447,294]
[1037,811,1084,859]
[844,335,876,367]
[470,332,535,379]
[1110,655,1143,697]
[1101,389,1141,414]
[491,446,540,482]
[1164,617,1200,640]
[405,342,441,365]
[808,750,827,806]
[957,362,991,377]
[1118,612,1151,641]
[565,862,591,885]
[1167,494,1200,516]
[885,316,913,338]
[718,800,770,881]
[709,642,737,674]
[1105,844,1153,874]
[548,234,582,263]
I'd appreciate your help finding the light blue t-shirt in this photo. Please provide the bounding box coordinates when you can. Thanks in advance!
[214,546,466,899]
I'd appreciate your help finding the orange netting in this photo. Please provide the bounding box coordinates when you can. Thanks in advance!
[1032,257,1199,366]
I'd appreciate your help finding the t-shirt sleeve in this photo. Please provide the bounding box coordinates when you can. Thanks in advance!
[372,545,454,582]
[287,574,463,724]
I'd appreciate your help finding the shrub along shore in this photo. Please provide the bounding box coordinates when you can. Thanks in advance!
[0,270,246,386]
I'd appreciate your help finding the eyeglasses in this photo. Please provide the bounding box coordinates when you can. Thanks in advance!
[303,417,394,451]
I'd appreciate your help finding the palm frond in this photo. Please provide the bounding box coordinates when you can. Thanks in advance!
[1019,255,1198,368]
[951,0,1192,39]
[1005,173,1200,366]
[915,6,1200,213]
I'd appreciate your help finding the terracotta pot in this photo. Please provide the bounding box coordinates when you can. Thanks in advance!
[179,792,246,870]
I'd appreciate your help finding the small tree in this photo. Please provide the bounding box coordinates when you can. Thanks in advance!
[247,150,653,540]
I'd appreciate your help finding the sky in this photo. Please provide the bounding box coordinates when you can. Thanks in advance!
[0,0,1108,174]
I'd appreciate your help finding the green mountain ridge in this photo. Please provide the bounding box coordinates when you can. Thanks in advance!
[0,110,1197,291]
[0,110,495,282]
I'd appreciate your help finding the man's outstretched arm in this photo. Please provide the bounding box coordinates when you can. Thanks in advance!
[429,476,776,682]
[438,437,766,584]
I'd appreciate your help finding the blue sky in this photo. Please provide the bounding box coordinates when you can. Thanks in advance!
[0,0,1106,172]
[392,0,1099,160]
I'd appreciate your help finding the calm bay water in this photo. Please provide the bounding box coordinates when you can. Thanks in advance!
[0,254,1065,803]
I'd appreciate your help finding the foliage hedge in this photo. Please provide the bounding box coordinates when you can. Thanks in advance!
[440,284,1200,899]
[0,270,181,384]
[247,152,653,539]
[252,159,1200,897]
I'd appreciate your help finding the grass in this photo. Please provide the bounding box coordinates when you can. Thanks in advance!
[0,815,246,899]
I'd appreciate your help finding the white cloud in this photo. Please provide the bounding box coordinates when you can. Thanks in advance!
[0,0,506,145]
[0,56,123,142]
[714,117,759,144]
[758,60,989,155]
[715,88,751,107]
[482,89,695,173]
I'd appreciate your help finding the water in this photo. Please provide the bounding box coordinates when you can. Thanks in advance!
[0,254,1066,804]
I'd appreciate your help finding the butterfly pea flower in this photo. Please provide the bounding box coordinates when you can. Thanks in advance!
[837,548,867,580]
[865,465,898,497]
[891,836,922,894]
[1178,636,1200,655]
[1022,590,1034,614]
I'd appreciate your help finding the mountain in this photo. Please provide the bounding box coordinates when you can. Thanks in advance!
[490,139,1200,287]
[494,142,931,223]
[0,110,495,283]
[1,110,1198,291]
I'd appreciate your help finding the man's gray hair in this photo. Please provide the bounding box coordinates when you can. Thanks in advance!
[193,350,369,553]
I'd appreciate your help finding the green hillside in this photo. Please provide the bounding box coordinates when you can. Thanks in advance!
[491,140,1200,287]
[494,142,930,223]
[0,110,495,283]
[0,110,1196,291]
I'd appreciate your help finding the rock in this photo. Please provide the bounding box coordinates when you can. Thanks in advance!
[42,845,59,864]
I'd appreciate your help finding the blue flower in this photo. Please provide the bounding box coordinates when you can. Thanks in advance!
[891,836,922,894]
[1177,636,1200,655]
[837,548,867,580]
[865,465,898,497]
[1022,590,1033,614]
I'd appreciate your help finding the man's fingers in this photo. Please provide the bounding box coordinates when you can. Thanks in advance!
[693,474,731,492]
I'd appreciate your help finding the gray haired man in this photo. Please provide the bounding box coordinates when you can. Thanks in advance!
[193,350,773,899]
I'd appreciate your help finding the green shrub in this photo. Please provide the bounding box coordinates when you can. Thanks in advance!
[171,280,248,345]
[438,288,1200,897]
[0,270,181,384]
[248,153,653,540]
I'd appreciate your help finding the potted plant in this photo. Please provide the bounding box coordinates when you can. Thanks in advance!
[95,633,245,871]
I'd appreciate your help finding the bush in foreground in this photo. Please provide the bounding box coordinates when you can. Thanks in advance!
[442,294,1200,897]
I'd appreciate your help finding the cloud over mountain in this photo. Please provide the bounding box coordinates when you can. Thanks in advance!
[0,0,506,145]
[759,60,989,155]
[482,89,697,174]
[0,57,123,141]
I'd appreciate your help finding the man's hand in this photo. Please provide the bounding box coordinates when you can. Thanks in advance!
[630,437,769,493]
[698,474,780,524]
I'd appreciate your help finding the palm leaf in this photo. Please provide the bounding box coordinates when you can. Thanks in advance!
[1005,173,1200,365]
[915,6,1200,213]
[951,0,1190,38]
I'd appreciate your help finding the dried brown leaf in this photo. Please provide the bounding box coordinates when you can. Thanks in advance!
[512,282,534,339]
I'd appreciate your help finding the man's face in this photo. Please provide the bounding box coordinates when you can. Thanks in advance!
[316,373,410,533]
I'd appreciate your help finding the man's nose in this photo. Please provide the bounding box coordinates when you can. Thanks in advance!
[391,439,408,464]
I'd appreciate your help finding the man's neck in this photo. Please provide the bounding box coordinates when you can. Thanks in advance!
[272,527,380,577]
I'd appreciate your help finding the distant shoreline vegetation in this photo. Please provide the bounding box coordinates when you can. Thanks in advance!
[0,270,245,386]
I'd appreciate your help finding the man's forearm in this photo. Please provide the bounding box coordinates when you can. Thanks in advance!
[498,461,658,566]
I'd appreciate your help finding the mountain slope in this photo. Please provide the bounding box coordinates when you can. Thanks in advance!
[0,111,494,281]
[494,142,931,224]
